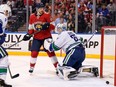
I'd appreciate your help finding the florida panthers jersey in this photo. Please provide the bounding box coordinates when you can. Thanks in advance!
[0,13,8,35]
[52,31,83,53]
[28,13,55,40]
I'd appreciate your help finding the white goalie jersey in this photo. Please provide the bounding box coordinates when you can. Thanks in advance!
[53,31,83,52]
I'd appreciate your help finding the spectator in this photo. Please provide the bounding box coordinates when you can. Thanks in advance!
[41,0,50,6]
[44,2,52,14]
[2,0,7,4]
[97,4,110,17]
[87,0,93,10]
[52,9,58,21]
[67,14,75,32]
[55,16,67,32]
[78,10,86,33]
[23,0,34,13]
[107,1,116,25]
[96,4,110,26]
[35,0,41,3]
[23,0,34,6]
[54,12,66,26]
[85,22,92,33]
[16,0,25,8]
[78,1,87,12]
[7,0,15,8]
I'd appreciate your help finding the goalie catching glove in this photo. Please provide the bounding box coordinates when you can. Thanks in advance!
[23,33,32,41]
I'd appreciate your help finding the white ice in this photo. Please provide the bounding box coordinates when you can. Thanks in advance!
[5,56,114,87]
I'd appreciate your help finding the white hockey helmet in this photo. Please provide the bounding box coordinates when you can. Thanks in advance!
[55,24,66,34]
[0,4,12,17]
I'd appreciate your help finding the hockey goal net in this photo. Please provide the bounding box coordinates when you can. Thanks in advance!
[100,26,116,86]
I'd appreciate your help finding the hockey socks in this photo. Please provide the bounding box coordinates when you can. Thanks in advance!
[29,56,37,73]
[50,56,58,68]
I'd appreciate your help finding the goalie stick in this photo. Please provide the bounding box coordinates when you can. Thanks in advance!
[83,30,97,46]
[8,66,19,79]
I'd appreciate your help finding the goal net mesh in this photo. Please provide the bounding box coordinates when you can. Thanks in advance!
[100,27,116,85]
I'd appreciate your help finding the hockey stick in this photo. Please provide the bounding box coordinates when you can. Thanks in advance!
[8,66,19,79]
[83,30,97,46]
[7,30,41,49]
[7,39,23,49]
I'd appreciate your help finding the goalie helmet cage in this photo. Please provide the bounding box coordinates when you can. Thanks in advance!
[100,26,116,86]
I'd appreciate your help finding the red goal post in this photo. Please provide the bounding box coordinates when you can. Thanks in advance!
[100,26,116,86]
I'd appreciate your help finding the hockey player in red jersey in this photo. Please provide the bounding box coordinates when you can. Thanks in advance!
[23,3,58,73]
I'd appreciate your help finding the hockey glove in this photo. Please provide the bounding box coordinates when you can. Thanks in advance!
[42,22,50,30]
[0,34,6,45]
[23,33,32,41]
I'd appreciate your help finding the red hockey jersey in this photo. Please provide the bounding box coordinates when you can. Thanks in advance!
[28,13,55,40]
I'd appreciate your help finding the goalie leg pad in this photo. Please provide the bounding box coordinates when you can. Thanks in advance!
[78,66,99,77]
[57,65,78,80]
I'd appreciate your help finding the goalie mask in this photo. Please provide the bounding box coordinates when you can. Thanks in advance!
[0,4,12,17]
[36,3,44,16]
[55,24,66,34]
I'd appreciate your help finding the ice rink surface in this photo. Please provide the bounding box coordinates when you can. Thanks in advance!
[6,56,114,87]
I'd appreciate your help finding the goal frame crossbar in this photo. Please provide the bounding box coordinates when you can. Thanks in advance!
[100,26,116,86]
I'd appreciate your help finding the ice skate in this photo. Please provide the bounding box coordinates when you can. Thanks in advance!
[92,67,99,77]
[0,79,12,87]
[29,67,34,73]
[56,69,59,75]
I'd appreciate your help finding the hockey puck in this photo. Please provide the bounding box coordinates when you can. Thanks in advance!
[106,81,109,84]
